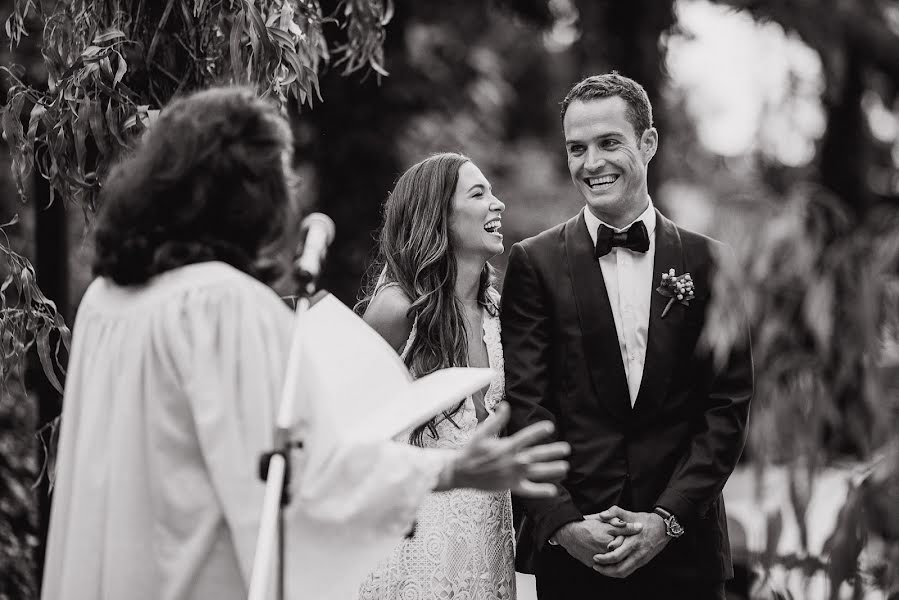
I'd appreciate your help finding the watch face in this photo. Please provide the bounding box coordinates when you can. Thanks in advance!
[667,517,684,537]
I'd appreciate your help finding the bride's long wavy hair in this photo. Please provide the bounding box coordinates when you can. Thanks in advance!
[356,152,498,446]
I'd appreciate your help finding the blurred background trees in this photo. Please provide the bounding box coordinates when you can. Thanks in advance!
[2,0,897,598]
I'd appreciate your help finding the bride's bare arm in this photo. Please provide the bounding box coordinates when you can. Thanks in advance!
[362,285,414,354]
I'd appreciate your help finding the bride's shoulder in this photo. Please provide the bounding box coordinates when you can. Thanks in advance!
[363,284,414,353]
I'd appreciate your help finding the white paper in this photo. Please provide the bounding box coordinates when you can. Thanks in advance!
[293,294,494,445]
[276,293,494,599]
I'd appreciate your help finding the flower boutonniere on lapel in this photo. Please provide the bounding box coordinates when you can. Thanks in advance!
[656,268,695,318]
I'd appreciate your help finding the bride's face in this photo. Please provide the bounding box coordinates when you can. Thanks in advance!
[449,162,505,260]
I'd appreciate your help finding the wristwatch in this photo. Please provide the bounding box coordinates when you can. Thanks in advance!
[653,507,685,538]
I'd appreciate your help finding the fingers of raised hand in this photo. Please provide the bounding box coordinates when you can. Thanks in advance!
[516,440,570,464]
[505,419,555,452]
[511,479,558,498]
[521,460,568,483]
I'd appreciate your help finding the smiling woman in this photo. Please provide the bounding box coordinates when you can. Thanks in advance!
[450,161,507,262]
[354,152,517,599]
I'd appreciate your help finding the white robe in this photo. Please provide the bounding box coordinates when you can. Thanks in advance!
[42,261,448,600]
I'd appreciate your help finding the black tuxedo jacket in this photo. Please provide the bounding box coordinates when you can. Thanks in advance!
[501,208,753,583]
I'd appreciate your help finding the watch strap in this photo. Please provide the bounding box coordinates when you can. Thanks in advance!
[653,506,685,538]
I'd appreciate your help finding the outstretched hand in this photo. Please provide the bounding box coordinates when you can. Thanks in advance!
[443,402,570,498]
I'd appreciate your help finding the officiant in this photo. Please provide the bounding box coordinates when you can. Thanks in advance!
[40,86,570,600]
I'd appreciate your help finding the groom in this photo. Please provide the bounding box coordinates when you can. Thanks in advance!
[501,73,753,599]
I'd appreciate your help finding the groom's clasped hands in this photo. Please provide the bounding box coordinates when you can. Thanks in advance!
[554,506,670,578]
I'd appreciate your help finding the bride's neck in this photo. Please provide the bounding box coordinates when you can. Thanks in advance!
[455,258,483,310]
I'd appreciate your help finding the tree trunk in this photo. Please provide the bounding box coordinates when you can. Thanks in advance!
[29,171,68,594]
[818,50,872,216]
[306,2,419,306]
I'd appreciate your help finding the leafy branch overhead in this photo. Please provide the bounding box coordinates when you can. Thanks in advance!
[0,215,70,398]
[1,0,394,210]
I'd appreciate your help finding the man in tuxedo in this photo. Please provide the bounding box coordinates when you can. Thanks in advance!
[501,73,754,599]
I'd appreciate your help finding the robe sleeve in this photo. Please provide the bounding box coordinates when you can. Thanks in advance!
[173,279,452,597]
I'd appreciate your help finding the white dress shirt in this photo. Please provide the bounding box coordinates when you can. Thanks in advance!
[584,201,657,407]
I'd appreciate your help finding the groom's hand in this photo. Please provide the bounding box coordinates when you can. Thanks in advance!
[552,515,643,569]
[591,506,670,578]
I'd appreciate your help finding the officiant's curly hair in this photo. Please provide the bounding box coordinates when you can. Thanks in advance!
[357,152,499,446]
[92,86,296,286]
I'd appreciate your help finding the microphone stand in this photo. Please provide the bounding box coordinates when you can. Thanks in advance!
[247,270,320,600]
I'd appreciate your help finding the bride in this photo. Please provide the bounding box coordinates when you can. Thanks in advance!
[356,152,521,599]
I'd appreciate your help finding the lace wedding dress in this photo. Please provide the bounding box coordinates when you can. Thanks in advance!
[356,307,515,600]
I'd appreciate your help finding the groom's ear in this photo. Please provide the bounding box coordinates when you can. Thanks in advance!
[640,128,658,164]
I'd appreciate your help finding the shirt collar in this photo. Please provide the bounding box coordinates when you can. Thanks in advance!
[584,198,656,246]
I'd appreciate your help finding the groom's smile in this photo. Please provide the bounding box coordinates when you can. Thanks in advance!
[585,174,620,190]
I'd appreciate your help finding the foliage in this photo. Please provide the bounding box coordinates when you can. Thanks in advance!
[0,377,38,600]
[0,0,393,418]
[710,0,899,211]
[1,0,393,210]
[0,213,66,599]
[705,189,899,598]
[0,215,69,399]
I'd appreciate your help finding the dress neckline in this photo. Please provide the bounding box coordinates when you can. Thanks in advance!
[401,307,498,411]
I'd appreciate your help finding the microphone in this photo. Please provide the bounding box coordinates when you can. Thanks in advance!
[294,212,336,294]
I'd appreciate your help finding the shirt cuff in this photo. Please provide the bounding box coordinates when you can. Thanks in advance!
[654,489,697,525]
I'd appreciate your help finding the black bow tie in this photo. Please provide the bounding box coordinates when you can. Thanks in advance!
[594,221,649,259]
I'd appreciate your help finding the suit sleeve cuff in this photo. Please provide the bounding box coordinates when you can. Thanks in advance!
[654,489,697,525]
[535,504,584,551]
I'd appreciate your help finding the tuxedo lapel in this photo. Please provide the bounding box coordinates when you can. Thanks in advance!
[565,209,632,422]
[634,210,685,414]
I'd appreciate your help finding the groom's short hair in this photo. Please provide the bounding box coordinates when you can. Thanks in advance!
[560,72,653,137]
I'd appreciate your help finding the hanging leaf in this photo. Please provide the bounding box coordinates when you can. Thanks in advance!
[267,26,296,49]
[100,56,114,79]
[81,45,104,60]
[26,103,45,149]
[104,99,126,148]
[2,92,30,197]
[87,98,110,157]
[35,323,64,394]
[112,54,128,88]
[73,100,90,173]
[93,29,126,44]
[230,12,245,79]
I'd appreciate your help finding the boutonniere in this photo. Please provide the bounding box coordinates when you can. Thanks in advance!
[656,268,695,318]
